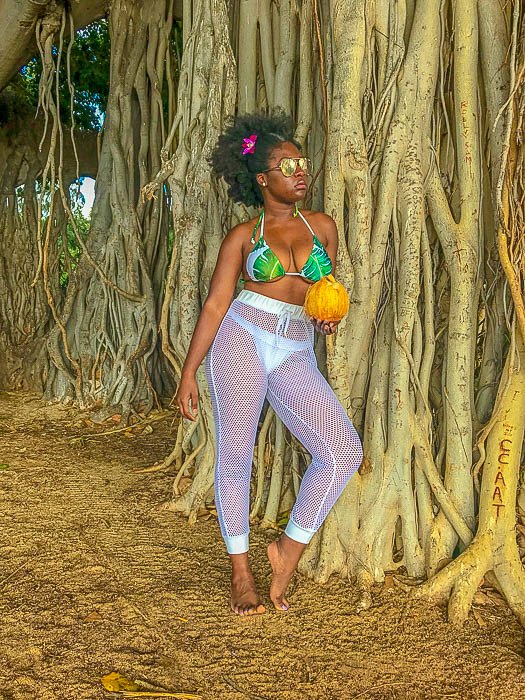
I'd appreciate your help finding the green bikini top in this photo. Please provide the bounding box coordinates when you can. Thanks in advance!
[240,210,332,284]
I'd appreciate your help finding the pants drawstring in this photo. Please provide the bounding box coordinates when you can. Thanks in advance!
[274,310,292,345]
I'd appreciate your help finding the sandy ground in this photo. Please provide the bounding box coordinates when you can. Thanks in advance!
[0,391,524,700]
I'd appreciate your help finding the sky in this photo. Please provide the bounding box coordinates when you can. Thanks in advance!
[79,177,95,216]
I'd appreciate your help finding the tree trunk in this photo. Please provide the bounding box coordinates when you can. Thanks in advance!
[0,122,98,391]
[41,0,174,419]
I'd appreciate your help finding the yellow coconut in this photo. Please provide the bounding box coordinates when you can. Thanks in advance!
[304,274,349,322]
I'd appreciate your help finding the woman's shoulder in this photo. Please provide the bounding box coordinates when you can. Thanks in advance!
[229,215,260,235]
[301,210,337,238]
[224,215,261,247]
[300,209,335,225]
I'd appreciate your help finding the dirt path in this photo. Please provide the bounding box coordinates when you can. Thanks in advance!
[0,391,524,700]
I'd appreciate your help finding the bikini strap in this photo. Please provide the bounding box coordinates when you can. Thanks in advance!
[297,209,316,238]
[251,209,315,244]
[250,210,264,244]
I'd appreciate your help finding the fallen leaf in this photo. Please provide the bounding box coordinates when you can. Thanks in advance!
[101,672,140,692]
[119,693,201,699]
[473,591,490,605]
[485,589,506,606]
[382,574,395,591]
[84,611,103,622]
[0,463,10,470]
[472,608,487,627]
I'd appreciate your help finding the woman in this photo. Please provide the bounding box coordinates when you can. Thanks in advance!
[175,112,363,615]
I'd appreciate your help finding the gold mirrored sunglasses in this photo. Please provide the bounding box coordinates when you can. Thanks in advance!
[264,157,312,177]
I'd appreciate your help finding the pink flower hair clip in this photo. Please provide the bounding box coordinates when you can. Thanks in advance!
[242,134,257,155]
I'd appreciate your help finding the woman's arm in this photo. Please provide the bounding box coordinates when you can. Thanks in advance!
[176,225,246,420]
[180,225,244,374]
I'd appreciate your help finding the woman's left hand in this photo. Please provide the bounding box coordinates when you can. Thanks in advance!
[309,318,340,335]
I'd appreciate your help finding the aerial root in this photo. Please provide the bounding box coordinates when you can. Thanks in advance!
[447,555,489,625]
[493,551,525,627]
[413,535,489,613]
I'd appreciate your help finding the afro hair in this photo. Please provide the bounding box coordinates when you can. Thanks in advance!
[210,110,301,207]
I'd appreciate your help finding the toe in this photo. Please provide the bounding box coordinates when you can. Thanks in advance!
[272,597,289,611]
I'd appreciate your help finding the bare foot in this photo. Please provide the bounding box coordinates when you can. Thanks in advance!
[267,538,303,611]
[231,570,266,616]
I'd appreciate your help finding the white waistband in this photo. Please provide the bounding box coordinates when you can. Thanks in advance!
[236,289,308,320]
[227,309,312,349]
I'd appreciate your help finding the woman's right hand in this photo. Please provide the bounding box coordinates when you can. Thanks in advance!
[176,372,200,421]
[308,317,339,335]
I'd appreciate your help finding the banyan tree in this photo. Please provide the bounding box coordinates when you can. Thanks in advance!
[1,0,524,626]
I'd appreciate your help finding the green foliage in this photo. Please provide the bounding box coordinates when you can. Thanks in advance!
[1,17,184,135]
[59,183,91,288]
[0,19,110,132]
[66,20,110,129]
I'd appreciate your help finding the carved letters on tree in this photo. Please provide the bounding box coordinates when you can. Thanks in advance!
[492,429,513,519]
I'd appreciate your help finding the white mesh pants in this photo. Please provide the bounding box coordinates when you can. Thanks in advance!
[205,290,363,554]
